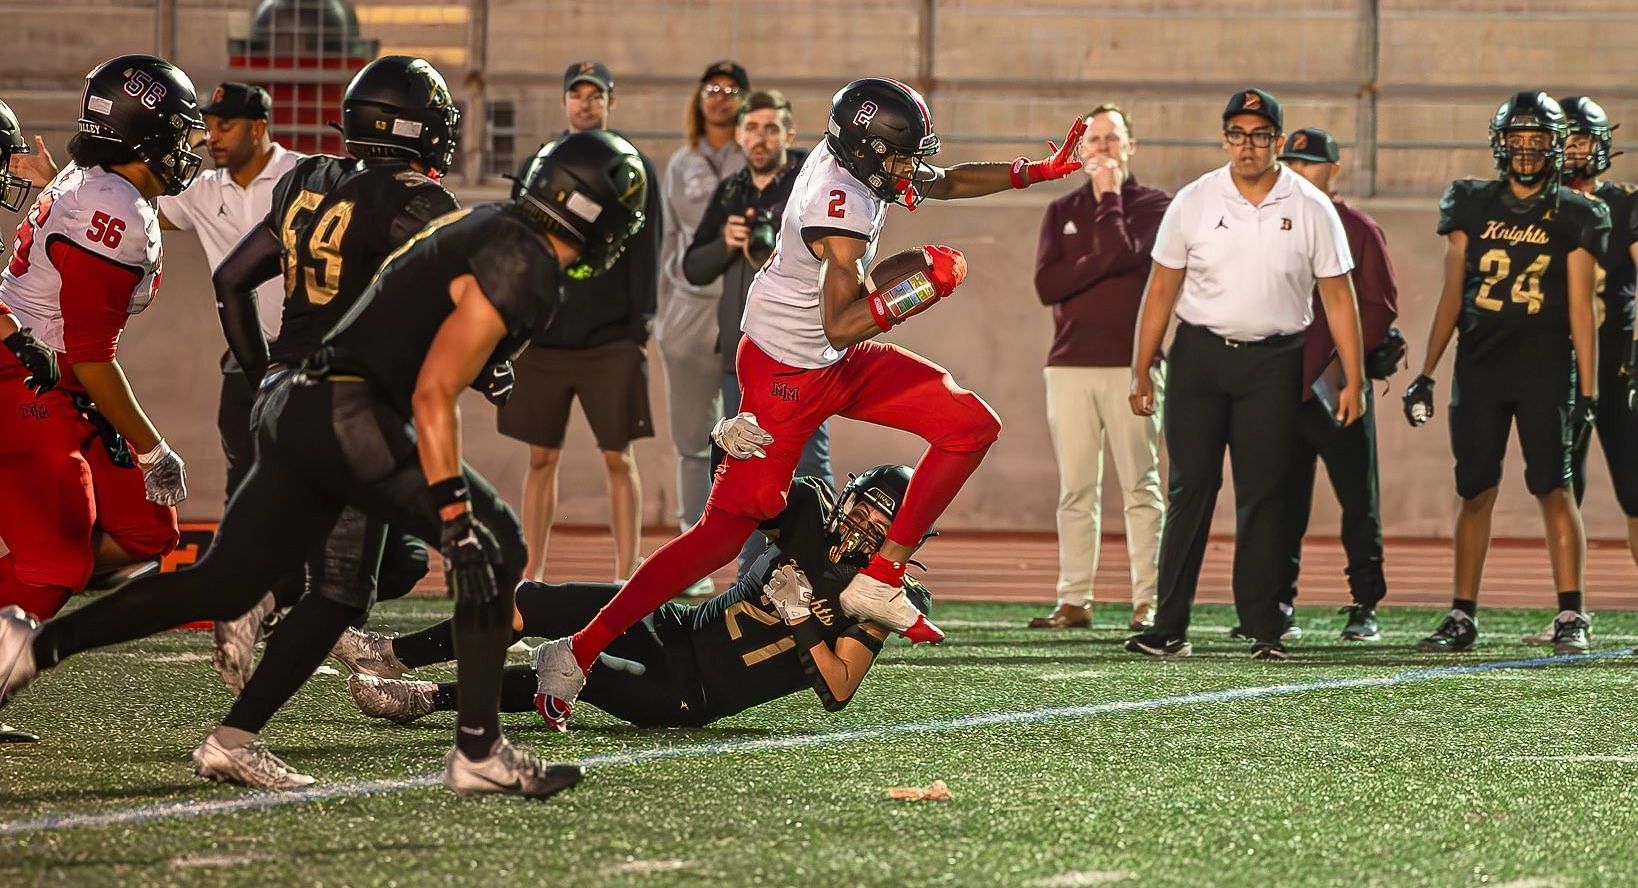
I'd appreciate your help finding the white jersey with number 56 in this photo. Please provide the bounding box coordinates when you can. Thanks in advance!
[740,139,887,369]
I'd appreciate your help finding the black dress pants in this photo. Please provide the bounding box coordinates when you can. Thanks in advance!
[1279,386,1385,608]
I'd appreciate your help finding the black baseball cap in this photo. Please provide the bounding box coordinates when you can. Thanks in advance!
[199,82,271,119]
[1222,87,1283,132]
[699,60,749,92]
[564,60,613,94]
[1278,127,1339,163]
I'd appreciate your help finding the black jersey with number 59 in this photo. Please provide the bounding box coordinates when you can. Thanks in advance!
[1436,178,1609,366]
[263,156,457,366]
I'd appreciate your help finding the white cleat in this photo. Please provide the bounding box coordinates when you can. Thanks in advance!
[443,737,583,798]
[349,674,437,724]
[330,627,410,679]
[213,593,275,694]
[680,576,715,599]
[0,606,41,706]
[191,735,316,790]
[530,638,586,732]
[838,573,945,644]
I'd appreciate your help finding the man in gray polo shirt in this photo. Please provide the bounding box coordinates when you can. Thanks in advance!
[1124,88,1366,661]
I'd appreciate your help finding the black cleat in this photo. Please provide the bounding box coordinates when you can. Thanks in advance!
[0,722,38,743]
[1550,611,1591,656]
[1124,633,1192,659]
[1230,610,1301,642]
[1340,605,1380,642]
[1249,642,1289,661]
[1228,624,1253,640]
[1415,610,1478,653]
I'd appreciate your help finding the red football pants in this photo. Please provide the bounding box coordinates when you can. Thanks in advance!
[571,337,1001,670]
[0,362,178,618]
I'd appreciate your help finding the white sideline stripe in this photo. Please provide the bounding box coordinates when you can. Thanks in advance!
[1502,755,1638,763]
[1,648,1630,838]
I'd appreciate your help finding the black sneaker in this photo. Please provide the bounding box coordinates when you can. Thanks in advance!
[1550,611,1591,656]
[1230,610,1300,641]
[1415,610,1478,653]
[1124,633,1192,659]
[1340,605,1380,642]
[1249,642,1289,661]
[1228,625,1253,640]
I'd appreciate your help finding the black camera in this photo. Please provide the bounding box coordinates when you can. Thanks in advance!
[745,215,778,267]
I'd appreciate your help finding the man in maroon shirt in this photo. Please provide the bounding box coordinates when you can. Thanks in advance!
[1030,103,1172,631]
[1271,128,1401,642]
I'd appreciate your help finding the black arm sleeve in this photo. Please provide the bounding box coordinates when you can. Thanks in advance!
[684,178,737,287]
[211,223,285,386]
[626,152,664,343]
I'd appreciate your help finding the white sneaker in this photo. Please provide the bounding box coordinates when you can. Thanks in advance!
[443,737,582,798]
[349,674,437,724]
[681,576,715,599]
[0,606,41,706]
[191,735,315,790]
[530,638,586,732]
[330,627,410,679]
[213,593,275,693]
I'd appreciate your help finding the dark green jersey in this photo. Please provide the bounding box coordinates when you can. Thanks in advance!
[264,156,457,366]
[684,477,920,720]
[1436,178,1609,367]
[1591,180,1638,343]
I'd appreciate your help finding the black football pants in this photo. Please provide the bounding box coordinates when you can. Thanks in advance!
[1150,322,1304,646]
[1279,386,1386,608]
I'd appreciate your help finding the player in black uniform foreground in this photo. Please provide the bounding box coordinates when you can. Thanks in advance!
[1403,92,1610,655]
[205,55,465,696]
[337,463,929,728]
[0,130,650,800]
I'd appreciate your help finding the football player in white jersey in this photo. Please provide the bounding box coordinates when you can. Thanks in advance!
[0,55,204,625]
[530,77,1085,730]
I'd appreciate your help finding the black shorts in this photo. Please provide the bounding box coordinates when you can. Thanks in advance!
[496,340,653,450]
[1571,345,1638,516]
[1449,356,1575,498]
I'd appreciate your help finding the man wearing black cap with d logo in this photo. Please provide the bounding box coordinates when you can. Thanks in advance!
[1125,88,1366,661]
[1272,127,1401,643]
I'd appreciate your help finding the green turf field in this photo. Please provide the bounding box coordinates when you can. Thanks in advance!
[4,598,1638,887]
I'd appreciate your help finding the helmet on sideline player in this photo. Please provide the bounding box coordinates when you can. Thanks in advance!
[1558,95,1616,182]
[512,131,648,281]
[0,99,33,212]
[826,78,940,208]
[76,54,206,196]
[340,55,461,175]
[1488,91,1567,187]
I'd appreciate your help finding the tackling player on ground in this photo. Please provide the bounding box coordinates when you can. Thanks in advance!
[527,77,1085,731]
[341,466,926,729]
[1403,92,1609,655]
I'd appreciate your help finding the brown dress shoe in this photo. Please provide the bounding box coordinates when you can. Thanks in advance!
[1129,602,1156,632]
[1028,603,1091,629]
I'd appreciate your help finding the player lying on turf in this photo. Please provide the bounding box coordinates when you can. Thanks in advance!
[336,462,929,729]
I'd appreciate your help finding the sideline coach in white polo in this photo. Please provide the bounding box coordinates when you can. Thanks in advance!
[1124,88,1366,660]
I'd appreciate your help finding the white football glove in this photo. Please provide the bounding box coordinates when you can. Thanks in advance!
[135,439,188,506]
[712,411,773,460]
[763,563,813,624]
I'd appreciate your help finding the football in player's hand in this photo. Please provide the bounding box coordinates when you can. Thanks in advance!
[866,246,937,295]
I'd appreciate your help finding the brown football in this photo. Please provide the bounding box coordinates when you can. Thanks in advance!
[866,247,934,294]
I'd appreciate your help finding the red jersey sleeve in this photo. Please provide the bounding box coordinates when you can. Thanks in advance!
[49,234,143,365]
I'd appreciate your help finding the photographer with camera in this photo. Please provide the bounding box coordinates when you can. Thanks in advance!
[683,89,832,571]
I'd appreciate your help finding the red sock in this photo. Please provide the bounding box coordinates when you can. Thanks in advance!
[0,555,72,620]
[570,507,759,673]
[861,553,907,587]
[884,444,992,552]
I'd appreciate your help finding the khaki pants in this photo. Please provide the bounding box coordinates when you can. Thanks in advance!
[1044,364,1165,609]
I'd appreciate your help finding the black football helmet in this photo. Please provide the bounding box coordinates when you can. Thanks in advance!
[1488,91,1567,186]
[0,99,33,212]
[825,78,940,208]
[340,56,461,173]
[513,131,647,280]
[1558,95,1616,181]
[78,54,205,196]
[827,464,914,564]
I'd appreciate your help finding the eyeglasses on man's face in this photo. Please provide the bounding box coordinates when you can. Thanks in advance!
[1224,128,1279,148]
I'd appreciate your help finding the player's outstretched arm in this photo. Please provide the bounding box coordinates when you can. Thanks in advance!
[923,118,1086,201]
[816,233,887,349]
[413,273,507,489]
[211,224,283,387]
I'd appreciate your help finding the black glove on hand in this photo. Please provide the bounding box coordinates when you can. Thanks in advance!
[1626,340,1637,413]
[440,510,503,604]
[3,327,59,394]
[69,391,134,468]
[471,360,515,407]
[1403,374,1436,427]
[1365,327,1408,380]
[1571,393,1598,451]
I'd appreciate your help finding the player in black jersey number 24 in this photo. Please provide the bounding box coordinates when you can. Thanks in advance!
[1403,92,1610,656]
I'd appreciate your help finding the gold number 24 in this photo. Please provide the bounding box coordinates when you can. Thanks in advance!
[1474,248,1549,315]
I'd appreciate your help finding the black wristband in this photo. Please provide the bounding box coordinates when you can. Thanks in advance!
[791,616,827,653]
[429,476,470,510]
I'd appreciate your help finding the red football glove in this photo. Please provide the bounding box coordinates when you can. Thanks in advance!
[867,245,967,331]
[1011,117,1087,188]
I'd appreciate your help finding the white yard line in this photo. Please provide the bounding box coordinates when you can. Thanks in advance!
[0,648,1630,838]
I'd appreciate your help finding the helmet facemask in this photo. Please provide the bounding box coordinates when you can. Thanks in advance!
[829,119,940,209]
[147,114,206,196]
[0,159,32,212]
[827,487,896,565]
[1490,115,1564,187]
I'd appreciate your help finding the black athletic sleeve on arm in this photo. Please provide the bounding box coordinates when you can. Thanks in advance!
[683,177,736,287]
[212,224,285,386]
